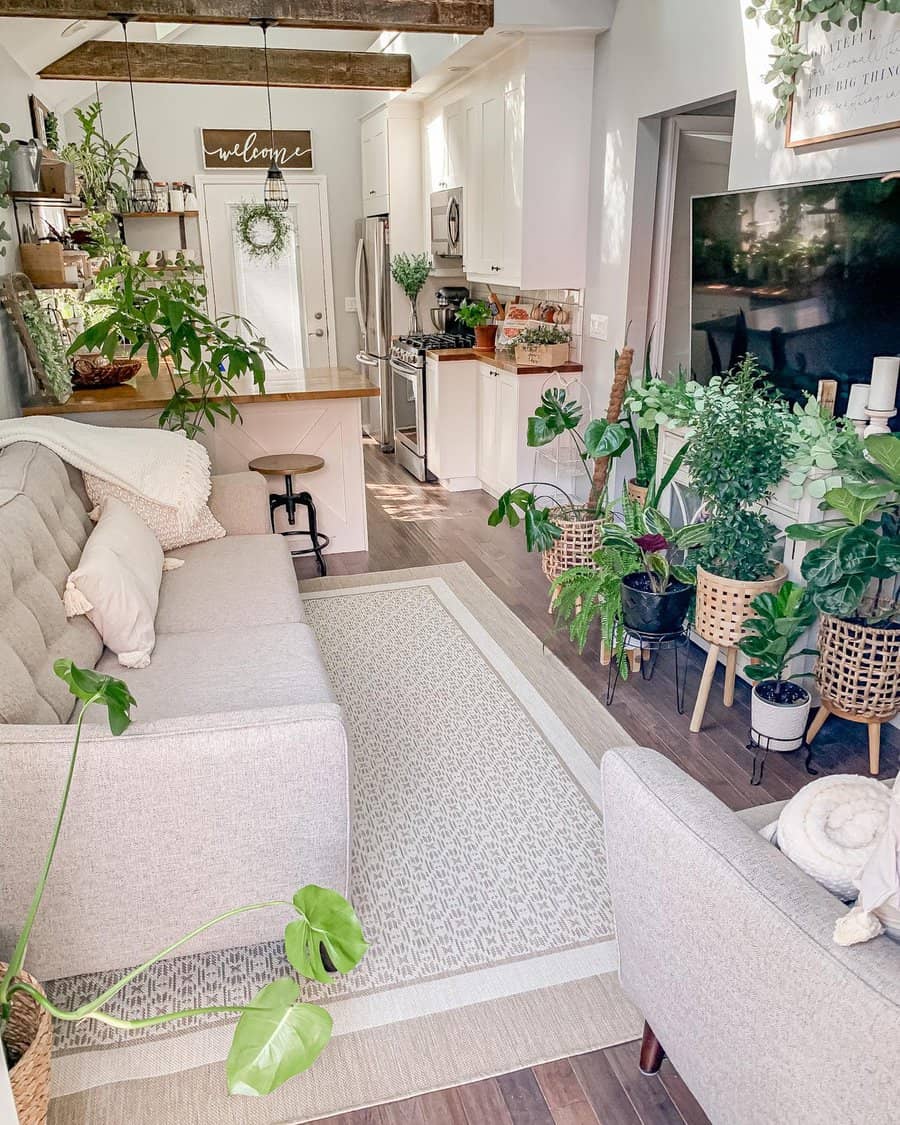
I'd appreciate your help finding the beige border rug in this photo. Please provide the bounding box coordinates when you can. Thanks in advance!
[49,564,640,1124]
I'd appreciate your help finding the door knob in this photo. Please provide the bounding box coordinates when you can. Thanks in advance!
[314,311,323,320]
[309,328,325,337]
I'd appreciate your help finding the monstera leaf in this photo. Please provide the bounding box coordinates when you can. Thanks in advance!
[54,659,135,734]
[284,885,368,984]
[527,388,583,447]
[584,419,630,461]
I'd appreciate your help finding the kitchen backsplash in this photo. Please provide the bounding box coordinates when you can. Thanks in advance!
[469,283,584,361]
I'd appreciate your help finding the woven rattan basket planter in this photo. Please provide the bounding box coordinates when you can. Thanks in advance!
[2,963,52,1125]
[625,479,649,506]
[816,614,900,722]
[541,506,602,583]
[694,563,787,648]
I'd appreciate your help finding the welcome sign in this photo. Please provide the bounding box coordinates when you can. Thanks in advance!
[201,129,313,170]
[787,11,900,146]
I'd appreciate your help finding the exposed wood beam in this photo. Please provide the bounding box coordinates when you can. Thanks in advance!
[0,1,492,34]
[40,41,413,90]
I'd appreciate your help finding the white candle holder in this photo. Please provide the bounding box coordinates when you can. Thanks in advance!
[864,407,897,437]
[851,417,868,439]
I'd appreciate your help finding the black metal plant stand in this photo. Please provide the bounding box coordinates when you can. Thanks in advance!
[747,729,818,787]
[606,623,691,715]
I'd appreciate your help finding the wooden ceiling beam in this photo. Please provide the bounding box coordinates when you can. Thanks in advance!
[39,41,413,90]
[0,1,493,34]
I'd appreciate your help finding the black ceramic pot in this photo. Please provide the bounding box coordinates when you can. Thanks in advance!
[621,572,693,636]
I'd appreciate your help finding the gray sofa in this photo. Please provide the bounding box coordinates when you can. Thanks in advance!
[602,747,899,1125]
[0,442,350,981]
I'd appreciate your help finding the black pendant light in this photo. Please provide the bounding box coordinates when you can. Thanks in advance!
[257,19,289,212]
[118,15,154,212]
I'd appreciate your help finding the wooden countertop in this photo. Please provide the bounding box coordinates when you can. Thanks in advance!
[426,348,584,375]
[23,365,379,416]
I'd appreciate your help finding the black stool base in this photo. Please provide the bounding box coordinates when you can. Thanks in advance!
[269,473,328,576]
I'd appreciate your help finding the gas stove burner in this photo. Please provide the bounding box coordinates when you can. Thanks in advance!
[396,331,475,351]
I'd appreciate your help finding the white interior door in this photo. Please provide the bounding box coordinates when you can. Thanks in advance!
[198,175,336,370]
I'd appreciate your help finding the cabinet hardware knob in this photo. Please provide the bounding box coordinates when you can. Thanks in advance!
[310,329,325,337]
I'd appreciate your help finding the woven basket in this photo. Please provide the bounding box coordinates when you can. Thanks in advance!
[694,563,787,648]
[625,479,649,506]
[2,963,52,1125]
[816,614,900,721]
[541,506,603,582]
[71,355,141,389]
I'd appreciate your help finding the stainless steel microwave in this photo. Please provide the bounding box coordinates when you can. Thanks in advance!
[430,187,463,259]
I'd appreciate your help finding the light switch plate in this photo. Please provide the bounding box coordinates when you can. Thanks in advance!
[344,297,358,312]
[589,314,608,341]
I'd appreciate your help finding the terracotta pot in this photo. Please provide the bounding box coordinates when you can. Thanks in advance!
[473,324,498,351]
[751,681,811,752]
[2,963,52,1125]
[626,479,649,506]
[694,563,787,648]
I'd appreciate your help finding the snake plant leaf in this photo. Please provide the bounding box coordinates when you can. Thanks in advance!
[226,978,332,1096]
[285,886,368,984]
[53,660,135,735]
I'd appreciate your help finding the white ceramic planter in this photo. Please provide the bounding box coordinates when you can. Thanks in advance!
[751,682,811,752]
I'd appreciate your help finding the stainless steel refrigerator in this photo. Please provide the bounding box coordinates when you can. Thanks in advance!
[354,216,393,451]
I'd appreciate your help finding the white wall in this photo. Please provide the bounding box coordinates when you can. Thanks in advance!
[582,0,900,408]
[64,26,369,369]
[0,45,41,419]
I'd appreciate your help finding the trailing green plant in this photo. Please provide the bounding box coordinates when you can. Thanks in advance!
[43,111,60,153]
[70,259,277,438]
[623,342,700,488]
[390,252,431,299]
[738,581,818,700]
[455,298,492,328]
[687,355,791,581]
[602,493,710,594]
[0,662,367,1097]
[488,386,630,551]
[21,296,72,403]
[787,433,900,622]
[61,100,134,212]
[784,394,864,500]
[235,202,291,263]
[745,1,900,124]
[503,324,571,348]
[0,121,14,258]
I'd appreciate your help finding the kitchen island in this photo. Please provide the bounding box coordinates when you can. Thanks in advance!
[23,366,379,554]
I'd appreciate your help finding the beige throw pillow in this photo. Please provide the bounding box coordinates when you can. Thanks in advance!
[83,472,225,552]
[64,496,183,668]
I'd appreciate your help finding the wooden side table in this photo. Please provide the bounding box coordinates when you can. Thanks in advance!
[249,453,329,576]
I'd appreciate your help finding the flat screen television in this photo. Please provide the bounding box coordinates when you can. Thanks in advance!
[691,174,900,420]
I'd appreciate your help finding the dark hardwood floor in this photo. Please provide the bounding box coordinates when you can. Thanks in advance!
[295,442,899,1125]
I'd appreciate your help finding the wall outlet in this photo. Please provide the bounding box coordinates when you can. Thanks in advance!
[589,314,608,341]
[344,296,358,313]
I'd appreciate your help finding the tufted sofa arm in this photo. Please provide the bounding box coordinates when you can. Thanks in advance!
[207,471,270,536]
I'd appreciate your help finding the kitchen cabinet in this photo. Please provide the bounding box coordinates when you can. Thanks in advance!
[361,110,389,217]
[425,356,481,491]
[425,99,466,194]
[476,363,547,496]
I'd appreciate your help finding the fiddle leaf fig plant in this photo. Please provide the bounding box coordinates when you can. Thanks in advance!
[0,662,367,1098]
[738,581,818,700]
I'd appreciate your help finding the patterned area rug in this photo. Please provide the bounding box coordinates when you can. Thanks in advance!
[48,564,640,1124]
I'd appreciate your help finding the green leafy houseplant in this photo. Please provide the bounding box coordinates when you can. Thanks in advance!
[784,394,864,500]
[455,298,492,328]
[235,202,291,263]
[43,112,60,153]
[70,259,277,438]
[738,581,818,701]
[21,297,72,403]
[686,355,791,581]
[61,101,134,213]
[0,662,367,1099]
[787,433,900,622]
[502,324,571,349]
[745,1,900,123]
[602,494,710,596]
[623,348,700,489]
[390,252,431,300]
[0,121,14,258]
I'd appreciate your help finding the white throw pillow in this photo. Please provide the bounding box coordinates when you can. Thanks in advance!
[83,472,225,551]
[64,496,183,668]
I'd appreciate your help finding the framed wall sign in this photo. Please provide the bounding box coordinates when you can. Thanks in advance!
[201,129,313,170]
[787,11,900,147]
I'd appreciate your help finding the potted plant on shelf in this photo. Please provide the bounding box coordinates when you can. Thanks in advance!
[786,432,900,772]
[685,355,792,731]
[455,298,496,351]
[390,251,431,334]
[0,662,367,1121]
[738,581,819,752]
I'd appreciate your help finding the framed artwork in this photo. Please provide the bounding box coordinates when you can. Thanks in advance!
[786,11,900,147]
[29,94,49,146]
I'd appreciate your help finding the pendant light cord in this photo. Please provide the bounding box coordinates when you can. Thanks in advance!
[261,22,276,157]
[119,16,143,157]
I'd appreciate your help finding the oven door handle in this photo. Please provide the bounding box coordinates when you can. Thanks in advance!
[391,362,420,383]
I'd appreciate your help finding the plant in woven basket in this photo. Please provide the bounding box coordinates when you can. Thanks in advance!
[787,433,900,623]
[0,662,368,1100]
[687,355,791,582]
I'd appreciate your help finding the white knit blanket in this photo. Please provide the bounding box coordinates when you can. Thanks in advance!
[0,416,211,526]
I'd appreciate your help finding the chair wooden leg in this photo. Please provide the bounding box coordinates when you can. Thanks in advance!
[868,722,881,776]
[690,643,720,733]
[723,647,738,708]
[805,705,829,745]
[639,1022,665,1076]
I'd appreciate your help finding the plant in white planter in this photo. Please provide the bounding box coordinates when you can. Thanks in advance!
[738,582,818,752]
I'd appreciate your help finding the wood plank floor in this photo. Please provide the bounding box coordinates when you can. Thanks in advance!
[295,442,899,1125]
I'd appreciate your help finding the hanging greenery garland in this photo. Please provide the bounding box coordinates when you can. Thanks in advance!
[746,1,900,124]
[234,202,291,262]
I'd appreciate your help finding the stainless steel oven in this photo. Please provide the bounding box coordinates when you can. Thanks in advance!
[430,187,463,260]
[391,355,427,481]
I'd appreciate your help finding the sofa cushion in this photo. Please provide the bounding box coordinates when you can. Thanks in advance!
[92,621,334,722]
[155,533,305,635]
[0,445,102,724]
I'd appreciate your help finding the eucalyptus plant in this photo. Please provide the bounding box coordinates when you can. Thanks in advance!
[0,662,367,1097]
[390,252,431,300]
[784,394,864,500]
[70,260,277,438]
[745,0,900,123]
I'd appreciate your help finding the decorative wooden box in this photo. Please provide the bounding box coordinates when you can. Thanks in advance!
[513,341,570,367]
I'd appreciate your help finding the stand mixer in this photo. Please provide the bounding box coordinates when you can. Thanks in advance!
[429,286,470,334]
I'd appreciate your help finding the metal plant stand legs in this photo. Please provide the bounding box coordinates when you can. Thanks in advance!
[606,625,691,715]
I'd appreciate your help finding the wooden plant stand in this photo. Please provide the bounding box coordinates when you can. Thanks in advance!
[805,700,891,777]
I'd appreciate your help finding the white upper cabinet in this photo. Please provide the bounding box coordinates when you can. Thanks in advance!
[361,109,389,217]
[425,99,467,194]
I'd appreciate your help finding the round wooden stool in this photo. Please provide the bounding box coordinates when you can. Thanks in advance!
[249,453,329,575]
